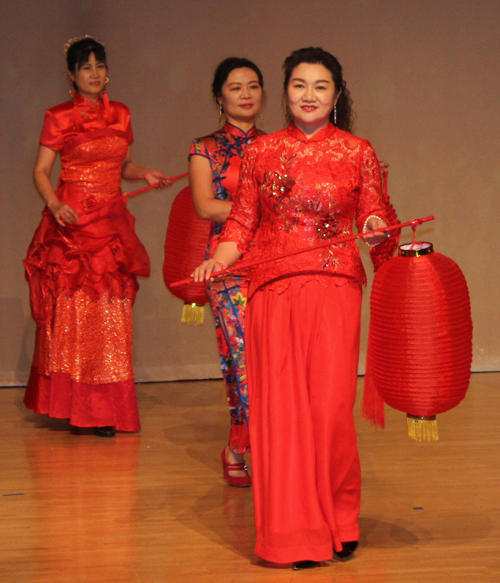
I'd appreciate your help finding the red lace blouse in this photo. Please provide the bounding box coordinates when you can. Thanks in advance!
[219,123,398,292]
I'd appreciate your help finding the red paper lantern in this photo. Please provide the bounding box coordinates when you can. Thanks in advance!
[364,242,473,441]
[163,186,211,324]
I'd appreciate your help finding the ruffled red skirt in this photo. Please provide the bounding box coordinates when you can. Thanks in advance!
[23,200,149,431]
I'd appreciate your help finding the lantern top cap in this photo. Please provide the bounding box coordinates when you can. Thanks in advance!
[399,242,434,257]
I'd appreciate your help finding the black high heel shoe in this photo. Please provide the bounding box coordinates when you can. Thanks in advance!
[333,541,358,560]
[93,426,115,437]
[292,560,320,570]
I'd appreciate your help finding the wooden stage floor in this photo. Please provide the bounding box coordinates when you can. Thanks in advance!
[1,373,499,582]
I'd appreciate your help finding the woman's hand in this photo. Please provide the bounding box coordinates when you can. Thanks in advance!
[192,242,241,282]
[363,216,389,247]
[192,258,225,282]
[121,149,173,188]
[48,199,80,227]
[144,169,173,189]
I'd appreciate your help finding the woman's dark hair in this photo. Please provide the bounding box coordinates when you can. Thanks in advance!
[282,47,354,132]
[212,57,264,109]
[66,37,107,90]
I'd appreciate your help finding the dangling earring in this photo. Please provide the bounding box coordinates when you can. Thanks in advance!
[334,105,337,126]
[102,87,111,115]
[102,77,112,123]
[218,104,223,124]
[260,111,264,123]
[68,77,83,131]
[68,76,76,103]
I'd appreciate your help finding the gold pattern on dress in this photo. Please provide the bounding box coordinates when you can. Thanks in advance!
[60,136,128,210]
[34,289,134,384]
[315,217,341,239]
[308,199,349,269]
[264,154,296,200]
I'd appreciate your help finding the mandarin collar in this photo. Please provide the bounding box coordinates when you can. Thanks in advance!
[286,122,337,143]
[222,121,259,139]
[73,92,104,110]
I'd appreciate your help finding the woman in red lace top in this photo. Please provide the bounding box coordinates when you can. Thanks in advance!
[24,37,169,437]
[194,47,398,569]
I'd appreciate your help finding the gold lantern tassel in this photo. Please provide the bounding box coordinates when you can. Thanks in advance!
[406,414,439,442]
[181,303,205,325]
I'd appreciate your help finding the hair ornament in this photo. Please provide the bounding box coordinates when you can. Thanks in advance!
[63,35,102,57]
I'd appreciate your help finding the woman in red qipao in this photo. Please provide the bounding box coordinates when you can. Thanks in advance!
[193,47,398,569]
[189,58,265,487]
[24,36,170,437]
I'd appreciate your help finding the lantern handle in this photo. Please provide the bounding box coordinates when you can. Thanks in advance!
[170,215,436,288]
[409,216,434,249]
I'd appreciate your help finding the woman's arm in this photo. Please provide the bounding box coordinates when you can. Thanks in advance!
[360,154,388,245]
[356,143,399,266]
[121,147,171,188]
[192,142,261,282]
[356,144,392,246]
[33,145,80,226]
[189,154,232,222]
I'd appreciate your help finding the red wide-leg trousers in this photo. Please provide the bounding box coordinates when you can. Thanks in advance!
[246,278,362,564]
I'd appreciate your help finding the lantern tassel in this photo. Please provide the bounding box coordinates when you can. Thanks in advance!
[406,415,439,442]
[181,303,205,325]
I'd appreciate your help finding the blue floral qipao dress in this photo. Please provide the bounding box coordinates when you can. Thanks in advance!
[189,122,264,453]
